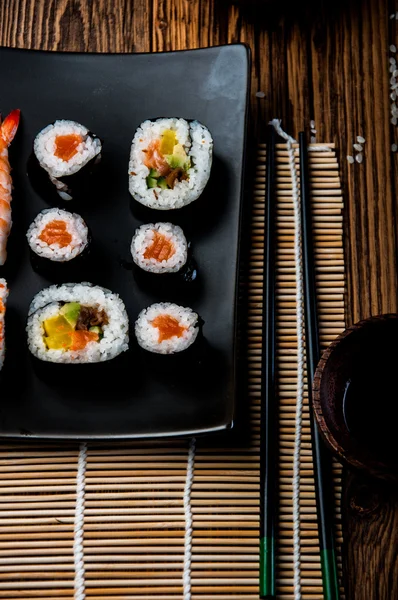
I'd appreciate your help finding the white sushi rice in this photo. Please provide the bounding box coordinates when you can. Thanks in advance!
[0,279,8,371]
[34,120,102,201]
[135,302,199,354]
[27,283,129,364]
[128,118,213,210]
[131,222,187,274]
[27,208,89,262]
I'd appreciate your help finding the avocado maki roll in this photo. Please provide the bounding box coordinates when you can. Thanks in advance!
[30,120,102,202]
[128,118,213,210]
[135,302,200,354]
[27,283,129,363]
[131,222,188,274]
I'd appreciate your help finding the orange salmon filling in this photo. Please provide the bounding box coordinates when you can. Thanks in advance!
[39,220,72,248]
[54,134,83,162]
[151,314,187,343]
[143,140,170,176]
[70,330,99,351]
[143,232,176,262]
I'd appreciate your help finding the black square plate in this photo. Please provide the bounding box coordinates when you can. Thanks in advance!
[0,44,250,440]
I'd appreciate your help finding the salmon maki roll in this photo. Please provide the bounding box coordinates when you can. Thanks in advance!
[31,120,102,202]
[27,208,89,263]
[0,279,8,371]
[128,118,213,210]
[131,223,188,274]
[135,302,200,354]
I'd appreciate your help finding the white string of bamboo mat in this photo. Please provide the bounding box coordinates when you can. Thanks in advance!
[269,119,333,600]
[183,438,196,600]
[74,442,87,600]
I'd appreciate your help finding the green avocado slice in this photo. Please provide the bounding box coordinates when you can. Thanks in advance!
[59,302,81,329]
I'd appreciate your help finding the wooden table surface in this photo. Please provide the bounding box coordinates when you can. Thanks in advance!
[0,0,397,597]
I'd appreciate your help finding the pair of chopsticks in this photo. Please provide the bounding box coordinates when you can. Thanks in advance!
[259,127,340,599]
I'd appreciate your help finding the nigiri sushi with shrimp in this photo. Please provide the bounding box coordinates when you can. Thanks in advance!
[0,109,20,266]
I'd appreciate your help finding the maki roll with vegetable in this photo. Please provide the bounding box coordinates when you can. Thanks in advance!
[27,208,89,262]
[30,120,102,202]
[131,222,187,274]
[27,283,129,363]
[0,279,8,371]
[135,302,200,354]
[128,118,213,210]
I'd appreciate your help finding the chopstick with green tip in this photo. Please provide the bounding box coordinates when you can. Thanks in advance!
[259,124,277,600]
[299,132,340,600]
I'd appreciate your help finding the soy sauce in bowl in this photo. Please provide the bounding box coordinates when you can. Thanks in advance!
[313,314,398,481]
[343,347,398,463]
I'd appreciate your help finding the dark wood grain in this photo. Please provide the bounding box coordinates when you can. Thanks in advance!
[0,0,398,597]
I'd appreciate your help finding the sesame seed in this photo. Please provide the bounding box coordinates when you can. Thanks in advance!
[310,120,315,128]
[357,136,365,143]
[390,57,396,64]
[394,70,398,77]
[310,136,316,143]
[391,45,397,53]
[390,76,396,85]
[392,144,398,152]
[391,13,395,19]
[255,91,265,98]
[393,83,398,90]
[391,116,398,125]
[347,155,354,164]
[390,66,395,73]
[355,153,363,163]
[391,92,397,101]
[353,143,363,151]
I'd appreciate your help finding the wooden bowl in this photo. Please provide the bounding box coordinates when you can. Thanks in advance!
[313,314,398,481]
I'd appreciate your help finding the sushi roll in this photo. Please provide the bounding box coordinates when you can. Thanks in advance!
[0,279,8,371]
[131,222,187,274]
[31,120,102,202]
[135,302,200,354]
[27,283,129,363]
[27,208,89,263]
[128,118,213,210]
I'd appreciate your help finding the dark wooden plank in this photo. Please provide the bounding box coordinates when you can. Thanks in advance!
[0,0,398,598]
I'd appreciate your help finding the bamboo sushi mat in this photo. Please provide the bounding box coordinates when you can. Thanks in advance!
[0,142,345,600]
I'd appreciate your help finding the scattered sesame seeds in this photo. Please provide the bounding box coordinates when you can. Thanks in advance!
[353,143,363,152]
[392,144,398,152]
[255,91,265,98]
[347,155,354,164]
[355,153,363,163]
[391,45,397,53]
[357,136,365,144]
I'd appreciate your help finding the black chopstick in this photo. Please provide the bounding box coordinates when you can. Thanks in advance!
[259,124,277,600]
[299,132,340,600]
